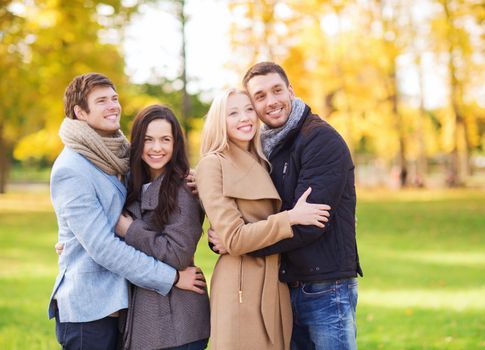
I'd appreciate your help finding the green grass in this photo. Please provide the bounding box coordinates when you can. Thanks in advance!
[9,165,51,182]
[0,188,484,349]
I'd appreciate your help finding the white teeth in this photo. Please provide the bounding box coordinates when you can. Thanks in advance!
[238,125,252,132]
[268,108,282,115]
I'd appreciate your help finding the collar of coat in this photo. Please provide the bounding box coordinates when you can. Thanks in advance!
[140,173,166,211]
[219,141,281,204]
[125,173,166,218]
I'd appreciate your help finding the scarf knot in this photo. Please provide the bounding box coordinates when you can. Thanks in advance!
[59,118,130,176]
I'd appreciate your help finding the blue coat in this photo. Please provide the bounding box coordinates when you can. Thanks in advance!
[48,147,176,323]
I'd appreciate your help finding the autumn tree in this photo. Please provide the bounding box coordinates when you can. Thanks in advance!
[431,0,484,186]
[0,1,38,193]
[5,0,138,193]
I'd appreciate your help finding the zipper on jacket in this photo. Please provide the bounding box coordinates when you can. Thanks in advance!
[282,162,288,177]
[282,162,288,196]
[239,256,244,303]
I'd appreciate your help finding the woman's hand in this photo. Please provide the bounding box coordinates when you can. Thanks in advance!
[115,212,134,238]
[175,266,207,294]
[288,187,331,228]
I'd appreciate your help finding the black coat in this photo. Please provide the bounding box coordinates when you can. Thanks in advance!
[251,106,363,282]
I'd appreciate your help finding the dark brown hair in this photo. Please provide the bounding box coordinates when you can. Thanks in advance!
[242,62,290,89]
[64,73,116,119]
[126,105,189,229]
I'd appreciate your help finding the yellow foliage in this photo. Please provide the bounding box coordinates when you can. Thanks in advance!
[13,128,62,162]
[227,0,484,170]
[121,93,162,135]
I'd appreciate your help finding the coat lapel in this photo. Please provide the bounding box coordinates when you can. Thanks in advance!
[92,164,126,198]
[140,174,163,212]
[124,175,163,218]
[220,143,281,203]
[108,174,127,197]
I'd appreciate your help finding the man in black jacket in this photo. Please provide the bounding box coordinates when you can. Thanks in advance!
[243,62,362,350]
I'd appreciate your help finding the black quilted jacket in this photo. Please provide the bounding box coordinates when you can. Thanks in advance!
[250,106,363,282]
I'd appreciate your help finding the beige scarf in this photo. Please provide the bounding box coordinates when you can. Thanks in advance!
[59,118,130,176]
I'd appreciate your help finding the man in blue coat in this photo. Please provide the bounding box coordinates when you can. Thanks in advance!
[49,73,205,350]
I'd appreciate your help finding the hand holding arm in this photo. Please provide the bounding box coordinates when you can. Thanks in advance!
[175,266,207,295]
[287,187,330,227]
[207,227,228,255]
[115,213,134,238]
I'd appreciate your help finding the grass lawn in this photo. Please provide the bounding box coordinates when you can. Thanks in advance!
[0,188,484,349]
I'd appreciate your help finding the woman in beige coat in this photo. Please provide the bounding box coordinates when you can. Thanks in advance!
[196,89,330,350]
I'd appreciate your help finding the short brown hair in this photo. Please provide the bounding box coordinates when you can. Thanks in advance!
[242,62,290,89]
[64,73,116,119]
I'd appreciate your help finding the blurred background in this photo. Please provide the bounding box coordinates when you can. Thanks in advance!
[1,0,484,190]
[0,0,484,349]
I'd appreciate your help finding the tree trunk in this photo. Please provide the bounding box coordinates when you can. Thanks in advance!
[415,55,427,187]
[442,0,465,187]
[463,116,474,176]
[178,0,191,141]
[0,122,10,194]
[390,69,408,188]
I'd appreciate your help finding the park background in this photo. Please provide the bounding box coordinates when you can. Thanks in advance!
[0,0,484,349]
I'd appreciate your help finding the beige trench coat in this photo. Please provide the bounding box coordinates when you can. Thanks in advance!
[196,143,293,350]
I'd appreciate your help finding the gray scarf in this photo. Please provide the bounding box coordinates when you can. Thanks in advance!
[260,98,306,158]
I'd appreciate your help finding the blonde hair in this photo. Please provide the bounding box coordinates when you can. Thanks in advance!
[200,88,267,164]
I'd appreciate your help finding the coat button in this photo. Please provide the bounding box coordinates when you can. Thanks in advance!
[281,270,286,274]
[315,267,320,271]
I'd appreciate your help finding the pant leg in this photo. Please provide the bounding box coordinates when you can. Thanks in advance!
[290,278,358,350]
[55,310,119,350]
[290,286,315,350]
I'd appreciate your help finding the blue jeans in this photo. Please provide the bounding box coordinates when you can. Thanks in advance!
[290,278,358,350]
[163,338,208,350]
[55,309,119,350]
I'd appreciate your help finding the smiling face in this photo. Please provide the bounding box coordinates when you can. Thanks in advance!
[225,92,258,150]
[245,72,295,129]
[75,86,121,137]
[141,119,174,181]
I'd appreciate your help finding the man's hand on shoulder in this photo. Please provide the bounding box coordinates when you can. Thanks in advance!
[185,168,198,195]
